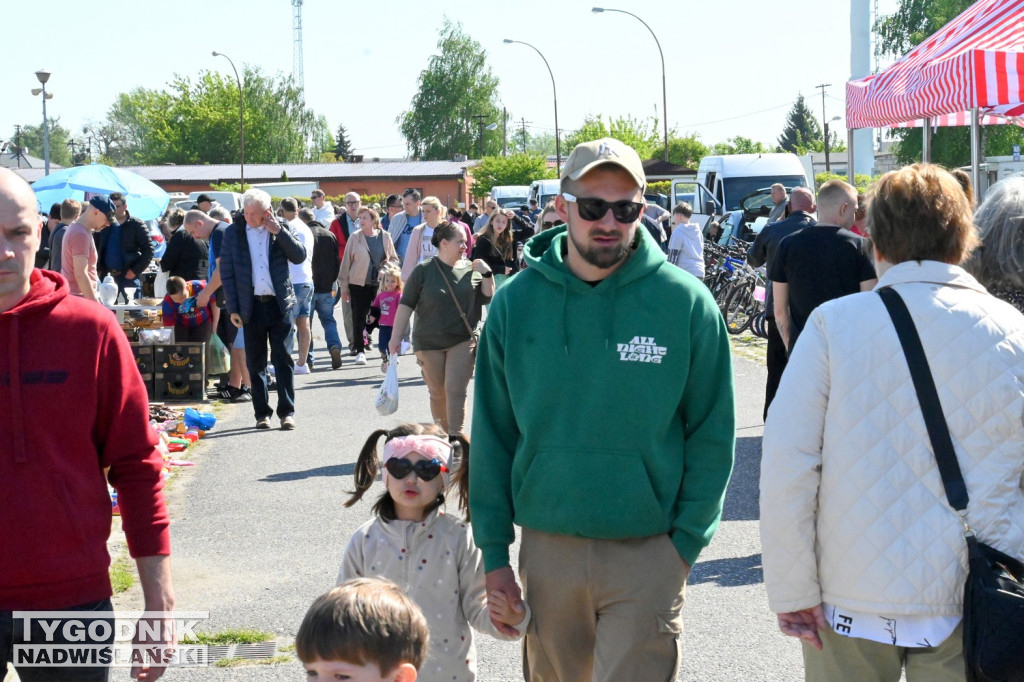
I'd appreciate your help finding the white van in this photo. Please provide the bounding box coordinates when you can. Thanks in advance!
[677,153,808,234]
[490,185,530,209]
[528,179,560,210]
[174,191,244,213]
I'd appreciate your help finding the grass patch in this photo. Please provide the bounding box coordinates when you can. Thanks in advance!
[181,628,274,645]
[278,643,295,653]
[214,654,293,667]
[109,552,134,594]
[729,333,767,365]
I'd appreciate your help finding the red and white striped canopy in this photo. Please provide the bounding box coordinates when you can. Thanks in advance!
[846,0,1024,130]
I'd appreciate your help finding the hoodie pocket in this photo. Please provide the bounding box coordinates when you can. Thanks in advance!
[514,448,668,537]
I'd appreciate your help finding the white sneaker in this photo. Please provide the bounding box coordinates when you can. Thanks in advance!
[294,363,310,375]
[355,352,366,365]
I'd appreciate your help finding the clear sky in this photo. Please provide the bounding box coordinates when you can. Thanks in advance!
[3,0,899,160]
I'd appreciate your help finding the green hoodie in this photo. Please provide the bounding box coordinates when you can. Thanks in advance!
[469,224,736,572]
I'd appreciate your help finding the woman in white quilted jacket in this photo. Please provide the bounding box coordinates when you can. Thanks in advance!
[760,164,1024,682]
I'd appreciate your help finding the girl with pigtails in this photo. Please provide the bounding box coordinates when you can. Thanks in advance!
[338,423,529,682]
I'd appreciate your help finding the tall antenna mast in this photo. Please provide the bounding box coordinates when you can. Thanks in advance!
[292,0,305,93]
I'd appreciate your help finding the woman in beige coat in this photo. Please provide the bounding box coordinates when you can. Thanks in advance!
[338,207,398,365]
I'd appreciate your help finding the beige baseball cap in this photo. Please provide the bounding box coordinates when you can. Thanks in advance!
[560,137,646,189]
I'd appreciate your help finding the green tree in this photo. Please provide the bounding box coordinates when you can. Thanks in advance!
[398,19,502,160]
[777,95,822,154]
[470,153,555,197]
[710,136,773,155]
[333,124,353,161]
[656,133,708,168]
[876,0,1023,167]
[16,118,73,167]
[99,67,331,165]
[564,114,660,160]
[525,131,557,156]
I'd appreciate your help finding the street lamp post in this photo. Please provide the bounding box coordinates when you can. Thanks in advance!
[32,70,53,176]
[212,51,245,189]
[504,39,561,173]
[472,115,498,159]
[824,115,841,173]
[592,8,668,162]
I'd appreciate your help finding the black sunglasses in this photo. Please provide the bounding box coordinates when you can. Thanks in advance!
[385,457,447,481]
[542,219,565,229]
[562,192,644,223]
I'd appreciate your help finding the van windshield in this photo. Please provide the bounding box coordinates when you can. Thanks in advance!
[723,175,806,211]
[496,197,528,208]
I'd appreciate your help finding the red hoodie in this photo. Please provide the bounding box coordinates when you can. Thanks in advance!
[0,269,170,609]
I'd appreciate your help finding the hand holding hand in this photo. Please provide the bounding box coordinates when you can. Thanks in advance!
[488,589,526,627]
[777,604,827,651]
[485,567,524,636]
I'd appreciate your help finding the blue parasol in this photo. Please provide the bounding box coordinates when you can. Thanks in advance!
[31,164,170,220]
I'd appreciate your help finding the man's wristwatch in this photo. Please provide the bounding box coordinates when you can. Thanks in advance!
[481,271,493,279]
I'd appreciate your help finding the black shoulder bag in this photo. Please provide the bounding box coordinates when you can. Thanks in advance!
[878,286,1024,682]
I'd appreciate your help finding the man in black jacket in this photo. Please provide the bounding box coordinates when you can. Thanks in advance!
[747,186,817,420]
[220,189,307,430]
[97,192,154,302]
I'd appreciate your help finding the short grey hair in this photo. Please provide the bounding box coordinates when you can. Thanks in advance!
[242,188,272,211]
[298,208,316,224]
[209,206,231,222]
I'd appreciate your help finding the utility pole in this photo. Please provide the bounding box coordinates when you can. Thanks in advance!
[69,138,78,165]
[502,107,508,157]
[14,125,22,168]
[519,118,531,154]
[815,83,832,172]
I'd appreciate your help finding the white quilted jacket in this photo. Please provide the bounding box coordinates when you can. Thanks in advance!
[761,260,1024,616]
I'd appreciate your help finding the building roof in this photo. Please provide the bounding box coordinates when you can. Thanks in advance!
[11,160,474,184]
[0,142,62,171]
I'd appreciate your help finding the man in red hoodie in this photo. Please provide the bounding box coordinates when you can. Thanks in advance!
[0,168,174,681]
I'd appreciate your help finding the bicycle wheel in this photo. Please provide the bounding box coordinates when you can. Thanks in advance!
[724,284,755,334]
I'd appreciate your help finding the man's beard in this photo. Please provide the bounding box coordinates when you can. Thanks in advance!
[567,220,632,270]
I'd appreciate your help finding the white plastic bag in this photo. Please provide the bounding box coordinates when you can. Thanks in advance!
[375,358,399,415]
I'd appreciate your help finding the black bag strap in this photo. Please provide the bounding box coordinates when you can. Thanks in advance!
[434,259,476,337]
[877,286,970,512]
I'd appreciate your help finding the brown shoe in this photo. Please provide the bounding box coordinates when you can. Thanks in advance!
[280,415,296,430]
[255,416,272,430]
[330,346,342,370]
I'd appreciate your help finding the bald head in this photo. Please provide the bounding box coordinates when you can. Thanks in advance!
[183,209,216,239]
[789,187,816,214]
[816,180,858,228]
[0,169,43,312]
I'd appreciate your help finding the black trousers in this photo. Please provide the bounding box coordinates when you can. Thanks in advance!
[1,597,114,681]
[764,317,788,421]
[349,284,376,353]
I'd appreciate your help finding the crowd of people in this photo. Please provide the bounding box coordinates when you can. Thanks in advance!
[2,133,1024,682]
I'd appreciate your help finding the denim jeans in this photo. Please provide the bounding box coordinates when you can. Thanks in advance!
[286,282,314,356]
[312,292,342,351]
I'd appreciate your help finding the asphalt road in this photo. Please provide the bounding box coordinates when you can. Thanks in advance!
[98,342,806,681]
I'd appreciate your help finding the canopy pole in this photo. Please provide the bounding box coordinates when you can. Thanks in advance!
[922,117,932,162]
[971,107,981,204]
[847,128,856,184]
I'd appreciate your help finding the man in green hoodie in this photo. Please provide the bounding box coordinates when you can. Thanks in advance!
[469,138,736,681]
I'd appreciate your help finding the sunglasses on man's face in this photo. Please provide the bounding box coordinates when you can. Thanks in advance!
[385,457,448,481]
[562,193,644,223]
[542,219,565,229]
